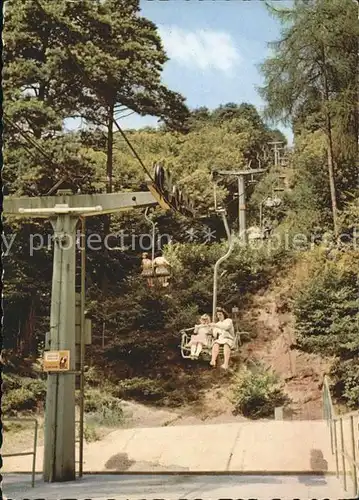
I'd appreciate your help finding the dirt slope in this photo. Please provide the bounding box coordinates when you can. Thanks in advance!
[238,274,332,420]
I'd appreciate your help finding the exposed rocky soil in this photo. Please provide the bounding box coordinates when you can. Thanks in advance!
[238,273,332,420]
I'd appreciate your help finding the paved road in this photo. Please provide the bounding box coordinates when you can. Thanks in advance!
[3,473,350,499]
[2,421,336,474]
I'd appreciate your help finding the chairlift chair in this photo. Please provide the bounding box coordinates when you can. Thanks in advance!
[142,207,172,288]
[180,327,213,359]
[180,305,246,360]
[179,327,245,359]
[179,191,246,362]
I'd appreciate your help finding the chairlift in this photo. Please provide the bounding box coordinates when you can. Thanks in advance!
[141,208,171,288]
[180,303,246,359]
[247,225,263,241]
[263,196,282,208]
[180,325,245,359]
[179,209,247,360]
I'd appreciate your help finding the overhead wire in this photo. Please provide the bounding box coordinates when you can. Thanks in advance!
[5,110,142,194]
[4,113,83,195]
[112,119,153,180]
[4,114,59,167]
[61,41,154,181]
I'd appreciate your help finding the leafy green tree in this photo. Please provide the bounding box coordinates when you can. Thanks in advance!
[42,0,189,193]
[4,0,189,194]
[294,254,359,358]
[260,0,358,236]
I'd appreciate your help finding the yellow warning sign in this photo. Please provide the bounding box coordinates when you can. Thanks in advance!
[43,350,70,371]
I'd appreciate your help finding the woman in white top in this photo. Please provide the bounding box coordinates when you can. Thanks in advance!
[210,307,235,370]
[153,253,171,287]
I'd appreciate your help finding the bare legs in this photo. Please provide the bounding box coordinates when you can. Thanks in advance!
[210,343,220,366]
[156,275,169,287]
[222,344,231,370]
[210,343,231,369]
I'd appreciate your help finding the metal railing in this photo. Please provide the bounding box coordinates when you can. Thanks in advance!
[2,417,39,487]
[323,375,359,496]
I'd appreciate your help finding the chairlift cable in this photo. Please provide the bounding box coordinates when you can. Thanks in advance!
[63,45,154,181]
[4,115,60,167]
[112,119,154,181]
[4,115,90,195]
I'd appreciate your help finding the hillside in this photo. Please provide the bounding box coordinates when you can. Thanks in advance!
[2,256,338,456]
[2,0,359,465]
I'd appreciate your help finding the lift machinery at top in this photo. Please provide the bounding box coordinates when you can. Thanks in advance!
[148,164,195,218]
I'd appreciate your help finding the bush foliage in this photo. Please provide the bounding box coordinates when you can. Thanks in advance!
[2,374,47,415]
[232,364,290,419]
[293,252,359,408]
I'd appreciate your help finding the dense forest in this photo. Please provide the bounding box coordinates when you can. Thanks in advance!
[2,0,359,426]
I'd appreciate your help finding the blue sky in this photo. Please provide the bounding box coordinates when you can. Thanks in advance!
[66,0,294,144]
[131,0,294,143]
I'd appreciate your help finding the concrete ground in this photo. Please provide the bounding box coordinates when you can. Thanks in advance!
[2,473,351,499]
[2,420,336,474]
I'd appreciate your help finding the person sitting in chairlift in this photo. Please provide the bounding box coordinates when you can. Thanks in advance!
[153,252,171,287]
[210,307,235,370]
[262,218,272,239]
[141,252,154,287]
[186,314,211,359]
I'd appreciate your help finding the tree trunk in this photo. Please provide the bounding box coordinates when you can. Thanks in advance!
[322,45,339,239]
[106,101,114,196]
[20,300,36,357]
[324,110,338,238]
[327,127,339,238]
[356,26,359,168]
[102,101,115,293]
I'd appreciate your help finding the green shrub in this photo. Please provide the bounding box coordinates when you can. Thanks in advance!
[2,373,23,390]
[232,365,290,419]
[294,258,359,358]
[2,376,46,415]
[82,389,124,427]
[83,388,122,413]
[2,421,27,432]
[116,377,166,402]
[3,387,38,415]
[21,378,47,400]
[330,359,359,410]
[84,366,109,388]
[83,423,101,442]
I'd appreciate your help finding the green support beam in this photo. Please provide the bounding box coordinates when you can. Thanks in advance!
[4,191,157,217]
[43,214,77,482]
[3,189,158,482]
